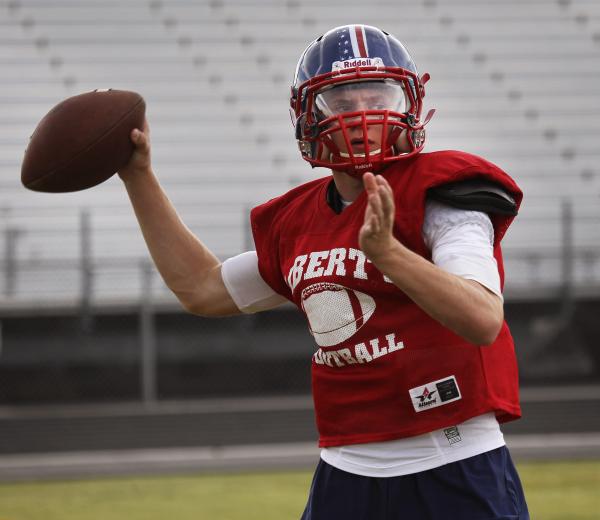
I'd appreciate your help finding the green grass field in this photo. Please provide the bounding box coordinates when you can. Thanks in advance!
[0,460,599,520]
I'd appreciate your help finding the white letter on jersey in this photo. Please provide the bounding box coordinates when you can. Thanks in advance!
[370,338,388,359]
[386,333,405,353]
[348,248,369,280]
[337,348,358,365]
[323,248,347,276]
[304,251,329,280]
[287,254,308,291]
[354,343,373,363]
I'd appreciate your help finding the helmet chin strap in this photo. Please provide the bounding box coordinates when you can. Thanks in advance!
[329,154,385,177]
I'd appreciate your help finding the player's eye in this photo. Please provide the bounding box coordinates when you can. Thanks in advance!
[369,102,388,110]
[332,102,354,113]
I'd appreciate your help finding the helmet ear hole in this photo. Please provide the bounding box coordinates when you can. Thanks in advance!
[410,129,426,149]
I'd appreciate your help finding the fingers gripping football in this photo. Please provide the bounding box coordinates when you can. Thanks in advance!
[359,172,396,262]
[118,119,151,182]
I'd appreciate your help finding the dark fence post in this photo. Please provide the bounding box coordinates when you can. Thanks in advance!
[79,209,93,332]
[561,198,573,299]
[4,227,21,297]
[140,260,157,405]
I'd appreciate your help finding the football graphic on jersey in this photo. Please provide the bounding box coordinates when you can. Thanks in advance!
[300,282,376,347]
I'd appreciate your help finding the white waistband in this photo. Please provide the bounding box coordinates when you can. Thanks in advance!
[320,412,505,478]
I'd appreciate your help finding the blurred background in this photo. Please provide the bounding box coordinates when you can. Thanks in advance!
[0,0,599,482]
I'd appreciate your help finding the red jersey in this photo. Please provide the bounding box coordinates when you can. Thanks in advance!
[251,150,523,447]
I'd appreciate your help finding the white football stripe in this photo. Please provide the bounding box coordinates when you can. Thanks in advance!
[301,283,377,347]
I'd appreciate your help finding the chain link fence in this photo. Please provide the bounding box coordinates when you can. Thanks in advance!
[1,200,600,405]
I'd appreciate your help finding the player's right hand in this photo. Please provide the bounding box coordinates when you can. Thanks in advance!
[118,118,151,183]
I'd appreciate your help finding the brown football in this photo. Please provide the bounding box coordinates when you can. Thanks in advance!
[21,89,146,192]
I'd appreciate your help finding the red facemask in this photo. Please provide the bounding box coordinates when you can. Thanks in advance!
[292,67,434,176]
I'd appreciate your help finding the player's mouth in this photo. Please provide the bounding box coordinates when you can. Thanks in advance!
[340,139,382,158]
[349,138,378,153]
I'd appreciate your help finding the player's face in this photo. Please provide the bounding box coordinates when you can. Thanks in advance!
[314,81,409,157]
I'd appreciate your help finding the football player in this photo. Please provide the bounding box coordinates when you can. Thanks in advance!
[119,24,529,520]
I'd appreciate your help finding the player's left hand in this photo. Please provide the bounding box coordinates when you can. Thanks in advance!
[359,172,397,263]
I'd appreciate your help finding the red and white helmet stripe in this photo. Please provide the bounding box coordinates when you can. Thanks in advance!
[349,25,369,58]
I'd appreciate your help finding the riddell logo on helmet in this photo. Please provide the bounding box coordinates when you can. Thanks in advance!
[331,57,384,71]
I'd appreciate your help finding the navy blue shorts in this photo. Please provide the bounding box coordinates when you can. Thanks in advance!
[301,446,529,520]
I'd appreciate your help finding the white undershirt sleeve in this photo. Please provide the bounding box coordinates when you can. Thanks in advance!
[221,251,288,313]
[422,199,502,299]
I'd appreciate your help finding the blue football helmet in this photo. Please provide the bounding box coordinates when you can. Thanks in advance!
[291,25,434,176]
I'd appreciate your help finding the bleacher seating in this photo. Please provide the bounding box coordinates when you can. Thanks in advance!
[0,0,599,306]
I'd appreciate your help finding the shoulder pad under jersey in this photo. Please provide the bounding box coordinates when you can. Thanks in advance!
[427,178,518,216]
